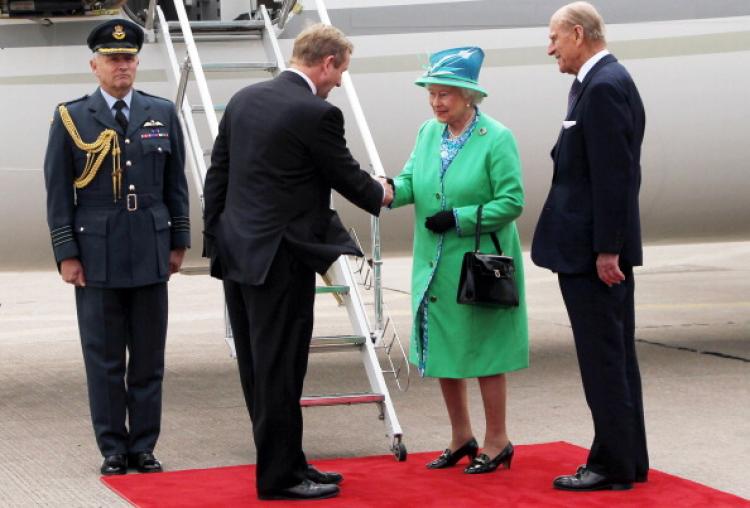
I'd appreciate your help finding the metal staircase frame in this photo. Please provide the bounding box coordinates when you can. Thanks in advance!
[151,0,407,460]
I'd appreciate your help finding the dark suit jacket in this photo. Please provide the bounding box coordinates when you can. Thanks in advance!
[531,54,645,274]
[203,71,383,285]
[44,88,190,288]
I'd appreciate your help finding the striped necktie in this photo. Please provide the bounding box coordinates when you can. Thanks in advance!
[567,78,582,117]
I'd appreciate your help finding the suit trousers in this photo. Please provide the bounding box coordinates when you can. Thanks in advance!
[558,268,649,482]
[223,243,316,494]
[75,283,167,457]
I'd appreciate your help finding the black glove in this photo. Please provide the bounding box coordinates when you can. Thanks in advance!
[425,210,456,233]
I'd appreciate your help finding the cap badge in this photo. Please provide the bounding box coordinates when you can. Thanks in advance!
[113,25,126,40]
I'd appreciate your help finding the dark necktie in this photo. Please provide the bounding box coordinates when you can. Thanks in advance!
[113,99,128,132]
[567,78,582,117]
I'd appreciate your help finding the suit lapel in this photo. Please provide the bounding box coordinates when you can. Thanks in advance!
[127,91,151,137]
[552,54,618,175]
[88,89,120,133]
[569,53,617,116]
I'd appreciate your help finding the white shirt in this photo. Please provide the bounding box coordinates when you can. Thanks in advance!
[285,68,317,95]
[100,88,133,121]
[577,49,610,83]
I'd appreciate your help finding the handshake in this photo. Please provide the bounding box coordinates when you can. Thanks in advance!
[376,176,395,207]
[372,176,454,233]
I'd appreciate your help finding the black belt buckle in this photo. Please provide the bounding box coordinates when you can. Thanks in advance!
[126,192,138,211]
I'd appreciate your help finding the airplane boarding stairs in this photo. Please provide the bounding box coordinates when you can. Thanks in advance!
[146,0,409,460]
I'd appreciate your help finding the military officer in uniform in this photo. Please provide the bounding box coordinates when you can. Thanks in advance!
[43,19,190,475]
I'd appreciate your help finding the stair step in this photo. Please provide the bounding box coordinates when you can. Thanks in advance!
[202,62,277,72]
[310,334,365,351]
[192,104,227,113]
[315,285,349,295]
[300,393,385,407]
[170,34,260,43]
[166,20,265,33]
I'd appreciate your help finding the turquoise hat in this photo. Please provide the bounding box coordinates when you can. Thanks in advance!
[415,46,488,97]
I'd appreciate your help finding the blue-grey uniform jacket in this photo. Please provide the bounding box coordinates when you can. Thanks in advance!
[44,88,190,288]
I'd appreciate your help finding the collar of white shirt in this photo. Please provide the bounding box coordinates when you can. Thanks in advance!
[285,68,317,96]
[576,49,610,83]
[100,88,134,119]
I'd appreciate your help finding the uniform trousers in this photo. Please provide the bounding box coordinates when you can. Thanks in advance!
[75,283,167,457]
[558,267,649,482]
[223,243,316,494]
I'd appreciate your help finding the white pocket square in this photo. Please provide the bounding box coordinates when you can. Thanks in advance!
[562,120,577,129]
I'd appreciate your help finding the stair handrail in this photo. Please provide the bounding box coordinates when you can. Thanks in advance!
[155,5,209,205]
[313,0,386,332]
[277,0,297,29]
[172,0,220,146]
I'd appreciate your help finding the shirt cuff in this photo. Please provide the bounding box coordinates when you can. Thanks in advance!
[453,209,462,235]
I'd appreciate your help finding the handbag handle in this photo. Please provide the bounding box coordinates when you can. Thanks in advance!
[474,205,504,255]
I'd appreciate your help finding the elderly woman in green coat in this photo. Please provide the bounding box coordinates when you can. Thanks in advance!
[389,47,529,474]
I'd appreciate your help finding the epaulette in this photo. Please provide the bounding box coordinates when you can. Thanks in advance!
[58,95,89,107]
[136,89,171,104]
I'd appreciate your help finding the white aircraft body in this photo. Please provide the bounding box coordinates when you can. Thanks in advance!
[1,0,749,269]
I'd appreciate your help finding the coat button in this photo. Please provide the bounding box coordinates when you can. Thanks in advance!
[157,146,163,152]
[429,261,435,268]
[168,221,172,226]
[79,226,85,232]
[429,295,437,303]
[435,192,441,200]
[125,160,132,167]
[124,138,130,144]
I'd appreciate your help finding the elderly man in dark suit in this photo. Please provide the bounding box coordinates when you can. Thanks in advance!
[203,24,392,501]
[531,1,649,492]
[44,19,190,476]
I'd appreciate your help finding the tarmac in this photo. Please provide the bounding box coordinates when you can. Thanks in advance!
[0,241,748,506]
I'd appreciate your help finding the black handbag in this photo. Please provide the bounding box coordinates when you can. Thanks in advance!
[457,205,519,307]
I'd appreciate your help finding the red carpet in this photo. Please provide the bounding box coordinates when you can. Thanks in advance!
[102,442,749,507]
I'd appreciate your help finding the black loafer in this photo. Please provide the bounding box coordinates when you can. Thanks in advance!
[553,465,632,491]
[306,465,343,485]
[426,437,479,469]
[464,442,514,474]
[128,452,163,473]
[101,454,127,475]
[258,479,340,500]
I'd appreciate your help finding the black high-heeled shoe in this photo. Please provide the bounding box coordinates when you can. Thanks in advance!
[426,437,479,469]
[464,441,514,474]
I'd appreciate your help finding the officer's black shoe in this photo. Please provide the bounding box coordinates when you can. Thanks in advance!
[553,465,632,491]
[128,452,163,473]
[258,479,340,500]
[306,465,343,485]
[101,454,127,475]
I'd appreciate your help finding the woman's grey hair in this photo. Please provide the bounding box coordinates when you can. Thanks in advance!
[460,88,485,106]
[553,1,606,43]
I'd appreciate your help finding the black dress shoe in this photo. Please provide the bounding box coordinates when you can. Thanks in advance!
[426,437,479,469]
[306,465,343,485]
[101,454,127,476]
[128,452,163,473]
[464,441,514,474]
[553,465,633,491]
[258,479,340,500]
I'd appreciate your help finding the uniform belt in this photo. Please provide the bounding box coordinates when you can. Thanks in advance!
[77,192,162,211]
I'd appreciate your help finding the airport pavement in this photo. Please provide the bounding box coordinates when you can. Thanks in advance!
[0,242,748,506]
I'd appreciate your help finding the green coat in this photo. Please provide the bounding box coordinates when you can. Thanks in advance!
[392,113,529,378]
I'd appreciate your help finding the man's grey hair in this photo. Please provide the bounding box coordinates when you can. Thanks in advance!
[552,1,606,43]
